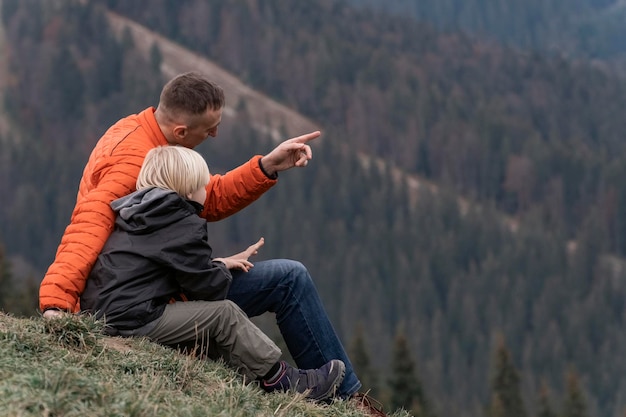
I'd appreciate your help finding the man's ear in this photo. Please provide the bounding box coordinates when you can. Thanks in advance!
[172,125,187,140]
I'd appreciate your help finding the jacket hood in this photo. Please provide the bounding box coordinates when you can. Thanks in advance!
[111,187,204,234]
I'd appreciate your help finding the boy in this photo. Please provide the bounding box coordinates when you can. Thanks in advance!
[80,145,345,401]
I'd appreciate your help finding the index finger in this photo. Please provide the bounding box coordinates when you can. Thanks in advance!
[288,131,321,145]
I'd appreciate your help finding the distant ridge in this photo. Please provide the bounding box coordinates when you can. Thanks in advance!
[106,11,320,142]
[105,11,508,224]
[105,11,438,205]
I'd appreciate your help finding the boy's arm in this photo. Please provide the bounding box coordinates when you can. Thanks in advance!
[177,237,264,299]
[39,153,145,313]
[213,237,265,272]
[161,224,235,301]
[175,262,234,301]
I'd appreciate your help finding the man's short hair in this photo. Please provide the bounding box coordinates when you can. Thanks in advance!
[159,72,225,118]
[136,146,210,197]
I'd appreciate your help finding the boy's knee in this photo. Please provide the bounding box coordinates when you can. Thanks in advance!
[214,299,246,320]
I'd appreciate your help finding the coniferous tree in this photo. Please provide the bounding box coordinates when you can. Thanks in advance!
[9,274,39,317]
[561,371,589,417]
[536,381,557,417]
[487,335,527,417]
[46,44,86,120]
[389,328,434,417]
[149,42,163,73]
[349,323,380,398]
[0,243,14,312]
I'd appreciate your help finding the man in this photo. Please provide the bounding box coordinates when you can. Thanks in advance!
[39,72,366,401]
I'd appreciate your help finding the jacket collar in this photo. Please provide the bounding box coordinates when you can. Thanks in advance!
[138,107,169,147]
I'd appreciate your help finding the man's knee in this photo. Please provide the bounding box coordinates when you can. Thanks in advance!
[284,260,314,289]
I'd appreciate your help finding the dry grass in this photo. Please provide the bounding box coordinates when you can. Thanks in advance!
[0,312,411,417]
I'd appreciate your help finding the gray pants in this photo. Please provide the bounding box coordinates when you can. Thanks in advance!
[133,300,282,380]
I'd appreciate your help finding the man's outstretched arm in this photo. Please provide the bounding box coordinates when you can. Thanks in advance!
[201,131,320,221]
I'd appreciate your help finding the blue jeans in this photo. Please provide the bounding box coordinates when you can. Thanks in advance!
[226,259,361,397]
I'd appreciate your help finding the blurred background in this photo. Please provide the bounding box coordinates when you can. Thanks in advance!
[2,0,626,415]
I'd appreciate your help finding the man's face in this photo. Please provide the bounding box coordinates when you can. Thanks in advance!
[176,107,222,148]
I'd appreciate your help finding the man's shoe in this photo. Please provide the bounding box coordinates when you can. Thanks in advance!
[262,360,346,401]
[351,392,388,416]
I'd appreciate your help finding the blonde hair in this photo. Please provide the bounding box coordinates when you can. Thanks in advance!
[136,146,210,196]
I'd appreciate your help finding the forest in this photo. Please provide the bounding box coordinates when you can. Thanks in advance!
[349,0,626,61]
[2,0,626,416]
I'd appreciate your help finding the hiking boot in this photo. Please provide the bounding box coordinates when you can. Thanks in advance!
[262,360,346,401]
[351,392,388,416]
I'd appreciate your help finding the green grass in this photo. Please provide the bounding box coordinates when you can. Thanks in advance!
[0,312,411,417]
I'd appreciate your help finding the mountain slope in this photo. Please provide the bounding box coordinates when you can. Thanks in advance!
[104,0,626,256]
[4,2,626,417]
[105,11,318,141]
[96,5,626,417]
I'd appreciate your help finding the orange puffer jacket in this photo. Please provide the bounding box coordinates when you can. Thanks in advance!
[39,107,276,312]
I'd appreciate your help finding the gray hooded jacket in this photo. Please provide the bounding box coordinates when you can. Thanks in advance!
[81,187,232,331]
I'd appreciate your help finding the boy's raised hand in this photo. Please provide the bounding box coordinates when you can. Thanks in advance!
[239,237,265,259]
[214,237,265,272]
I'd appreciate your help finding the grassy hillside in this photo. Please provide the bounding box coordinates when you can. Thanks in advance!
[0,312,409,416]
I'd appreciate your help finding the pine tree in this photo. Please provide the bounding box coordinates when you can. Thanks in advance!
[536,381,557,417]
[349,323,380,398]
[46,44,86,120]
[487,335,527,417]
[561,370,589,417]
[0,243,14,312]
[9,274,40,317]
[388,328,433,417]
[149,42,163,73]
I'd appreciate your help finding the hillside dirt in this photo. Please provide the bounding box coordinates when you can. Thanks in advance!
[106,11,320,141]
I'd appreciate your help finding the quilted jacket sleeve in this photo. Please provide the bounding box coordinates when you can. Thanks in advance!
[39,149,146,312]
[201,155,277,221]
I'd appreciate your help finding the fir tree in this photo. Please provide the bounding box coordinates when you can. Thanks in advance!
[536,381,557,417]
[487,335,527,417]
[388,327,433,417]
[561,370,589,417]
[9,274,40,317]
[149,42,163,73]
[0,243,13,312]
[349,323,380,398]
